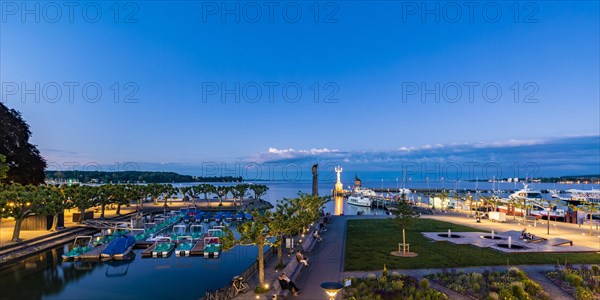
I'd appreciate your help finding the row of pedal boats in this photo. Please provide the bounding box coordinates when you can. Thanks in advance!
[62,209,243,261]
[180,208,253,223]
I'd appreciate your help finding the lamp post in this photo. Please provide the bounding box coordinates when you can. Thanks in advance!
[321,282,344,300]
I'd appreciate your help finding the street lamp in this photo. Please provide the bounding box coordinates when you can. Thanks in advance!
[321,282,344,300]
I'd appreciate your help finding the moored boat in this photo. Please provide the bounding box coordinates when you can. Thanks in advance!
[62,236,94,261]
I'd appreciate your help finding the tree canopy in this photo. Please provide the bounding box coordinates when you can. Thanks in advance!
[0,103,46,185]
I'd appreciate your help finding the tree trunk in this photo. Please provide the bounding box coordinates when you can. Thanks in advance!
[12,217,23,242]
[139,198,144,209]
[258,241,265,286]
[50,214,59,231]
[590,211,593,236]
[277,236,283,266]
[79,207,86,223]
[153,196,158,205]
[116,203,122,215]
[101,203,106,219]
[402,227,406,254]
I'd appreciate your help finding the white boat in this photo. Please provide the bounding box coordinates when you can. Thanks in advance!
[353,187,378,197]
[566,189,600,204]
[347,194,372,207]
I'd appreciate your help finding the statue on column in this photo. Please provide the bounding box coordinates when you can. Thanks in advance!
[312,163,318,196]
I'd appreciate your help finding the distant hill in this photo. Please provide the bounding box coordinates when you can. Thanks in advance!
[44,170,242,184]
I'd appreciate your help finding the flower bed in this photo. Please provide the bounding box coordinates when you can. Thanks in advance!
[343,272,447,300]
[428,267,550,300]
[545,265,600,300]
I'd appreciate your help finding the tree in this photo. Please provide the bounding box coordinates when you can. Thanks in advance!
[0,103,47,185]
[250,184,269,202]
[270,198,298,268]
[231,184,250,207]
[0,154,9,181]
[437,191,449,211]
[195,184,216,206]
[583,202,597,236]
[114,185,134,215]
[0,184,46,242]
[179,186,192,203]
[42,185,66,231]
[215,186,230,207]
[131,184,148,210]
[238,210,273,289]
[147,183,163,206]
[64,184,95,223]
[97,184,117,219]
[392,201,420,255]
[162,184,175,207]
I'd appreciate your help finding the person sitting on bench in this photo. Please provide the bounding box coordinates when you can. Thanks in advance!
[278,273,299,296]
[296,250,308,267]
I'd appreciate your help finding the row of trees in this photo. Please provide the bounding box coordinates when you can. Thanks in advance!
[0,183,269,242]
[237,194,328,290]
[45,171,243,184]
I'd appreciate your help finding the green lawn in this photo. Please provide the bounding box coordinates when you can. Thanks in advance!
[345,219,600,271]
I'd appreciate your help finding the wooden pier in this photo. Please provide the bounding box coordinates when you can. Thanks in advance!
[189,239,206,256]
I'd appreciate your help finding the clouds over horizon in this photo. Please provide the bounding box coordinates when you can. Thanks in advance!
[43,135,599,180]
[249,135,600,179]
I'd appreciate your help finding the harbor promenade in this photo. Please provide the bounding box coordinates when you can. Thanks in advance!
[237,208,598,299]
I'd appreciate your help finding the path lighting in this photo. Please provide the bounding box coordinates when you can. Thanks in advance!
[321,282,344,300]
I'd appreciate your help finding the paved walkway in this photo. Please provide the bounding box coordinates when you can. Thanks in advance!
[235,215,348,300]
[423,209,600,250]
[294,216,347,300]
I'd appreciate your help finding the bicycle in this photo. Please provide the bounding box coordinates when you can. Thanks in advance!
[205,288,227,300]
[226,275,250,298]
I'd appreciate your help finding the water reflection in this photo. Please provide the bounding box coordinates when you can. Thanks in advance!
[0,242,260,300]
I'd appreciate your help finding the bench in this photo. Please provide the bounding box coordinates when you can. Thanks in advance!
[523,236,546,243]
[271,227,319,299]
[547,238,573,246]
[398,243,410,253]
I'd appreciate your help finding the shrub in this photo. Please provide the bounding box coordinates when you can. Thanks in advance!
[486,291,499,300]
[420,278,430,289]
[591,265,599,275]
[565,273,583,287]
[473,283,480,294]
[508,267,520,277]
[390,271,400,278]
[367,273,377,279]
[510,282,525,298]
[575,286,594,300]
[498,288,515,300]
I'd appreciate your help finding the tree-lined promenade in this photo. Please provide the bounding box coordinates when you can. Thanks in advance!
[0,183,269,242]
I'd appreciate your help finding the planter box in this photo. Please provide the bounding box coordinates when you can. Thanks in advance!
[72,211,94,222]
[22,214,64,230]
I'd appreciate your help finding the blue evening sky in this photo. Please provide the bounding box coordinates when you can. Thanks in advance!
[1,1,599,179]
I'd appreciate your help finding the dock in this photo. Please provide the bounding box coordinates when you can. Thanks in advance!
[189,239,206,256]
[141,243,158,258]
[79,244,108,260]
